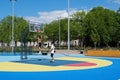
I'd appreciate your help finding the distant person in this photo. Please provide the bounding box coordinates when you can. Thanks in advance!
[50,42,55,63]
[38,35,42,53]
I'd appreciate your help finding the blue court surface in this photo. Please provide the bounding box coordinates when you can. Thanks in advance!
[0,52,120,80]
[12,59,84,66]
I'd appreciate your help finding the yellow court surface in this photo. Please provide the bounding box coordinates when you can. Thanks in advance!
[0,57,112,72]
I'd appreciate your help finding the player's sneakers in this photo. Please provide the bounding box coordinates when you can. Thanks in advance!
[38,51,42,55]
[50,60,54,63]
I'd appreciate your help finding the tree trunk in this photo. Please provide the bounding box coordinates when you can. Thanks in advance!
[80,38,84,49]
[117,41,120,48]
[94,42,97,50]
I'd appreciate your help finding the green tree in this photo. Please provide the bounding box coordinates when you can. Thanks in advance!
[44,18,68,46]
[90,28,100,49]
[44,20,59,42]
[71,11,86,48]
[0,16,29,44]
[84,6,118,47]
[114,8,120,47]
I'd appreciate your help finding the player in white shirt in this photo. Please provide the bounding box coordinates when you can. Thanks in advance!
[50,42,55,63]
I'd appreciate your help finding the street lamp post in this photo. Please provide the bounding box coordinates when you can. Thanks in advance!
[68,0,70,54]
[10,0,17,52]
[58,17,61,49]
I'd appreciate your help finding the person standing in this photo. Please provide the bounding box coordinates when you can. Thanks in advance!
[38,35,42,53]
[50,42,55,63]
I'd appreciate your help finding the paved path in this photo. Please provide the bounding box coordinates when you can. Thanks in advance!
[56,50,80,54]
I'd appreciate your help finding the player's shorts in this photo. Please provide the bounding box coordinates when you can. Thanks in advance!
[38,43,41,47]
[51,53,54,57]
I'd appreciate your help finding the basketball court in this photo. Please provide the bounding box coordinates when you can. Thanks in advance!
[0,52,120,80]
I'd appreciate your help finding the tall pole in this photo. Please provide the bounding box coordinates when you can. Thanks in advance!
[68,0,70,54]
[43,24,45,33]
[10,0,16,52]
[58,17,61,49]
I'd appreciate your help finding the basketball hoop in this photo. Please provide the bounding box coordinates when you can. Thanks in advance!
[29,23,44,33]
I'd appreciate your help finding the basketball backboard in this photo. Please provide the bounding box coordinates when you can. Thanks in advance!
[29,23,44,33]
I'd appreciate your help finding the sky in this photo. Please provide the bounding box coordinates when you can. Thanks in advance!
[0,0,120,24]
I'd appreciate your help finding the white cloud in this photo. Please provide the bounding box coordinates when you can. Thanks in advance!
[114,0,120,4]
[109,0,120,4]
[24,9,78,24]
